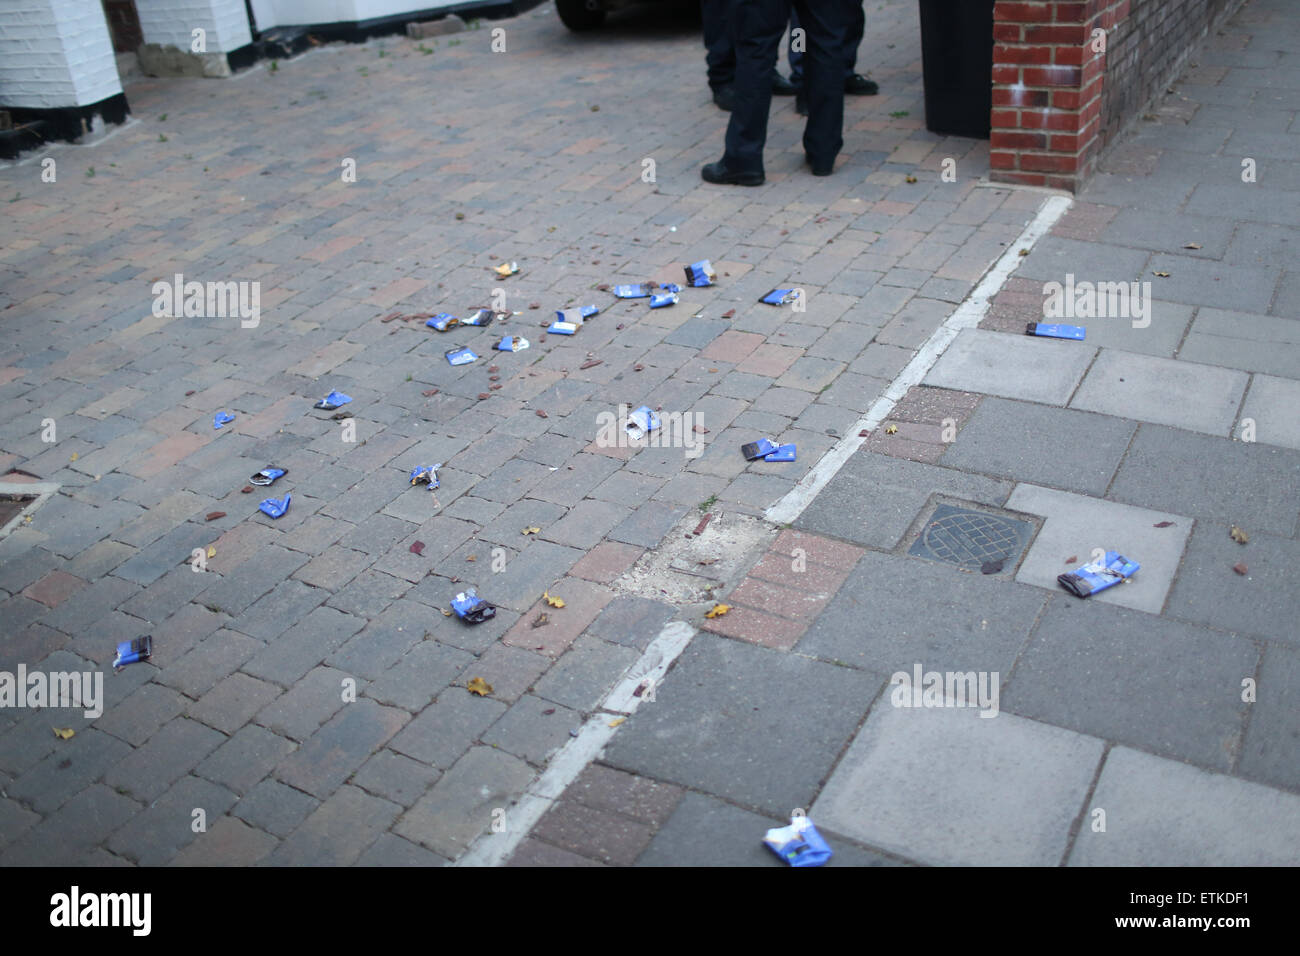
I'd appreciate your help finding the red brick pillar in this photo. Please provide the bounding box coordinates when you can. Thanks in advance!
[990,1,1129,192]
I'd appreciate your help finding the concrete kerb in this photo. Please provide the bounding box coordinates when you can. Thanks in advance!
[765,192,1075,526]
[455,621,695,867]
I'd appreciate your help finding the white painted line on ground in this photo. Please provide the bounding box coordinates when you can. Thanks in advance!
[0,480,60,541]
[765,193,1073,526]
[454,621,696,867]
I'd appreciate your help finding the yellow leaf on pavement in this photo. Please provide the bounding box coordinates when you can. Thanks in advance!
[705,603,730,619]
[543,591,565,608]
[467,677,493,696]
[53,727,75,740]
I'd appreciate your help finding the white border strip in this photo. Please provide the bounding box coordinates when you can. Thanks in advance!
[455,621,696,867]
[0,480,60,541]
[764,193,1073,526]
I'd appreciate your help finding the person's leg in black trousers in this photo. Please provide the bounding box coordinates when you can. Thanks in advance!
[701,0,849,184]
[791,2,877,112]
[792,0,848,174]
[709,0,786,182]
[702,0,737,110]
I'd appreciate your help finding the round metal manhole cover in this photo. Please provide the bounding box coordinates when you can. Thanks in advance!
[912,506,1030,569]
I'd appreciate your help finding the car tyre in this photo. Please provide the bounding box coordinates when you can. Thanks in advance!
[557,0,606,30]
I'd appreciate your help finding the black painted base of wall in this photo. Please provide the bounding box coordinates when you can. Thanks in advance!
[0,92,130,160]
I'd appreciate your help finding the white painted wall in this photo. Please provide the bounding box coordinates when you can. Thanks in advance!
[250,0,464,30]
[134,0,253,53]
[0,0,122,109]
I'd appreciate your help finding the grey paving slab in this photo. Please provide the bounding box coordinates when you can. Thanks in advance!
[1178,307,1300,379]
[1239,374,1300,451]
[924,329,1096,405]
[1005,599,1258,771]
[940,397,1135,495]
[1013,235,1151,283]
[811,704,1103,867]
[1069,349,1248,436]
[1238,643,1300,793]
[1068,746,1300,865]
[394,746,535,860]
[1071,300,1194,359]
[1099,208,1235,259]
[796,450,1013,550]
[635,792,903,867]
[1109,425,1300,536]
[1007,484,1191,614]
[1145,253,1280,313]
[1165,524,1300,646]
[800,551,1047,676]
[602,633,880,815]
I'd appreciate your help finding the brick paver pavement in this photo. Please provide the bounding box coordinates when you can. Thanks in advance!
[1,0,1071,866]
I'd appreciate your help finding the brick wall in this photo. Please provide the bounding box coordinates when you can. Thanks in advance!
[0,0,122,109]
[990,0,1244,192]
[1098,0,1236,149]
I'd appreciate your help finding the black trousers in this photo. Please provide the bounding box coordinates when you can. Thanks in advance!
[702,0,735,91]
[723,0,852,175]
[789,1,865,84]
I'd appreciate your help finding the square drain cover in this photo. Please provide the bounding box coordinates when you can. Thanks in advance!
[908,503,1033,572]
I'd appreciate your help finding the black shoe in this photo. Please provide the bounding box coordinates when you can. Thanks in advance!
[805,155,833,177]
[712,86,735,111]
[845,73,879,95]
[771,72,797,95]
[795,91,808,116]
[701,160,764,187]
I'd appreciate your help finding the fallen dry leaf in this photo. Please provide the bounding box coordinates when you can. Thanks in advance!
[1233,562,1248,575]
[441,608,453,616]
[1183,242,1201,249]
[205,511,226,521]
[535,410,548,418]
[580,359,603,370]
[521,526,540,535]
[1153,521,1174,528]
[608,717,626,728]
[905,175,918,183]
[705,603,731,619]
[52,727,75,740]
[422,388,439,397]
[1230,525,1249,544]
[885,424,899,435]
[466,677,493,696]
[206,546,216,559]
[69,452,78,462]
[410,541,425,555]
[1018,248,1029,256]
[466,555,477,562]
[531,612,549,628]
[722,309,736,318]
[1153,270,1171,277]
[543,591,566,608]
[241,485,253,494]
[477,392,491,400]
[1065,555,1078,564]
